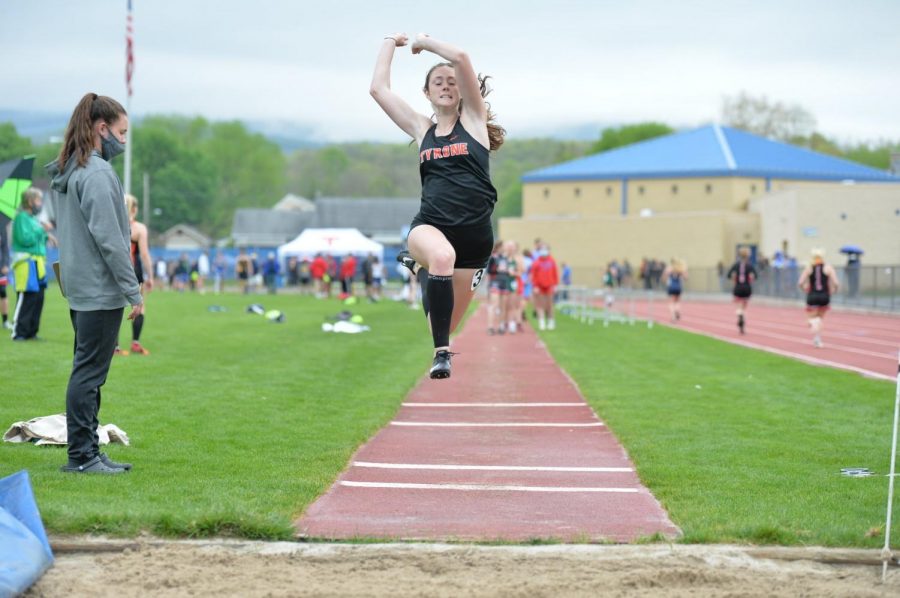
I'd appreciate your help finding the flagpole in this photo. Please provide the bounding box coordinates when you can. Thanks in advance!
[125,96,132,195]
[124,0,134,194]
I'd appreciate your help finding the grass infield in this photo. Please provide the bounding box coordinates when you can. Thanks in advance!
[1,289,431,539]
[539,314,897,547]
[1,291,896,547]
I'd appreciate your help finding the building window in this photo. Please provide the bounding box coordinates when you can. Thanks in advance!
[606,186,613,196]
[841,212,848,220]
[751,184,757,193]
[574,187,581,198]
[638,186,645,195]
[543,188,550,199]
[705,183,713,194]
[671,184,678,195]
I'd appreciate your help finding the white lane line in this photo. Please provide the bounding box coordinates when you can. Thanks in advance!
[390,422,605,428]
[353,461,632,473]
[402,403,588,408]
[340,481,639,493]
[668,323,893,381]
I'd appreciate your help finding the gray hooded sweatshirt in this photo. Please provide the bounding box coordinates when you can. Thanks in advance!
[48,151,141,311]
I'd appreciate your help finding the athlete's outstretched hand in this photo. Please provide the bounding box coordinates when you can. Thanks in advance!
[411,33,429,54]
[386,33,408,47]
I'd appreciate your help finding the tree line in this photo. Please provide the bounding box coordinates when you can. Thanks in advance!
[1,92,896,238]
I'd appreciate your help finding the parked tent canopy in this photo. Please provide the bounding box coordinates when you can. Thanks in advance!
[277,228,384,263]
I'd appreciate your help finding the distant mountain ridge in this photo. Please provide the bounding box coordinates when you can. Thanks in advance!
[0,109,609,149]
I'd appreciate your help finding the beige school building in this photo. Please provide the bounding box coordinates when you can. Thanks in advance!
[499,125,900,288]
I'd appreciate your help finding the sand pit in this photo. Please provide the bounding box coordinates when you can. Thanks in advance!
[26,538,900,597]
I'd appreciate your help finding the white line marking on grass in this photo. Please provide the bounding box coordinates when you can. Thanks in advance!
[667,323,893,381]
[353,462,633,473]
[390,422,605,427]
[340,481,639,493]
[402,402,587,407]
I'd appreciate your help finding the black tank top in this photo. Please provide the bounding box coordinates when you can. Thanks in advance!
[131,240,143,283]
[808,264,829,294]
[418,120,497,227]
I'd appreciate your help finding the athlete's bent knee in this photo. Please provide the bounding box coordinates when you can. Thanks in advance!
[429,247,456,274]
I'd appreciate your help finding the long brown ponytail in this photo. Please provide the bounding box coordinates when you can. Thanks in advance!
[425,62,506,151]
[58,93,127,168]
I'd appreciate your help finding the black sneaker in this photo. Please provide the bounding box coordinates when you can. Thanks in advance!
[60,455,127,475]
[738,314,745,334]
[100,452,132,471]
[429,350,455,380]
[397,250,417,276]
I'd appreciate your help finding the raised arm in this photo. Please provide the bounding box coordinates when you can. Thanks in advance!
[370,34,432,143]
[411,34,487,125]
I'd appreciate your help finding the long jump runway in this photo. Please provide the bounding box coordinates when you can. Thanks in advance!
[632,299,899,381]
[296,304,681,542]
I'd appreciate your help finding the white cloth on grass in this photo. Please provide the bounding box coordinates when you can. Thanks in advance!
[3,414,130,446]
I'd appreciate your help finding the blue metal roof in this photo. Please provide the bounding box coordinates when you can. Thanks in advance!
[522,125,900,183]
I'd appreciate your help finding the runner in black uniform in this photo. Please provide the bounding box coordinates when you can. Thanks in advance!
[371,32,505,379]
[727,247,757,334]
[116,195,153,356]
[798,248,839,348]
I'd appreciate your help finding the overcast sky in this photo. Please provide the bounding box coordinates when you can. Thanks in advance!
[3,0,898,143]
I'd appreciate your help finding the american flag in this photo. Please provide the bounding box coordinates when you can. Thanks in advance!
[126,0,134,97]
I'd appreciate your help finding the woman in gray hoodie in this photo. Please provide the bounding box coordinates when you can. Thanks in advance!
[48,92,143,474]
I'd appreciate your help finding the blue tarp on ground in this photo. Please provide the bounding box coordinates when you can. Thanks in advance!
[0,470,53,598]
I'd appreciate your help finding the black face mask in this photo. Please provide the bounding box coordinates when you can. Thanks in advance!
[31,204,43,216]
[100,127,126,161]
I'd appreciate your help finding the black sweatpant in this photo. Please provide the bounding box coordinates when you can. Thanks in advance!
[13,289,44,339]
[66,308,124,465]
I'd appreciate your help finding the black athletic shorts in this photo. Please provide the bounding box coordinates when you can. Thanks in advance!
[733,283,752,299]
[806,292,830,308]
[409,215,493,270]
[0,283,5,299]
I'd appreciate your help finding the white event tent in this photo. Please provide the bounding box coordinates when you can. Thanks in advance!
[277,228,384,263]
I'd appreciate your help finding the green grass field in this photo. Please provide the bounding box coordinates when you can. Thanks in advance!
[0,288,431,539]
[540,313,897,547]
[1,289,896,547]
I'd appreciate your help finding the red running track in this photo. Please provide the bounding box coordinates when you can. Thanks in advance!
[622,298,899,381]
[296,304,681,542]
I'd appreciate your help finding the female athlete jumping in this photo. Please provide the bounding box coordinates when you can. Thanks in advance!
[371,32,504,379]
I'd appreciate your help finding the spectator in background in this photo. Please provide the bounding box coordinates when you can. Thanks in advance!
[235,248,252,294]
[0,212,12,330]
[310,252,327,298]
[621,259,633,289]
[116,194,153,356]
[262,252,280,294]
[298,257,312,295]
[531,243,559,330]
[286,256,299,287]
[772,251,786,297]
[362,253,375,300]
[155,258,168,290]
[370,256,385,302]
[249,252,261,294]
[340,253,357,297]
[558,261,572,301]
[325,254,337,298]
[11,187,54,340]
[197,250,210,294]
[640,258,651,290]
[213,253,226,294]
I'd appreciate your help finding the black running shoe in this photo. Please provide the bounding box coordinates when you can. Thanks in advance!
[397,250,417,276]
[738,314,745,334]
[429,350,454,380]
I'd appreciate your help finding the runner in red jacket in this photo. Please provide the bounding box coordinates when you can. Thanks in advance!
[530,246,558,330]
